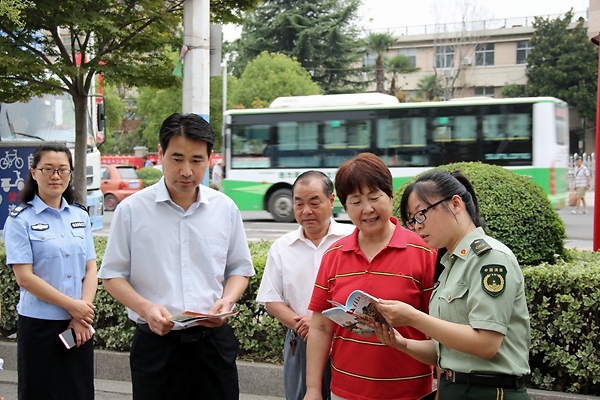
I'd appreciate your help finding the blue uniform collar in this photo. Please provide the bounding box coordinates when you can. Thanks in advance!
[31,195,68,214]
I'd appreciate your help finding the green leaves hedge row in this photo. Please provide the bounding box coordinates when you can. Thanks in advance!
[393,162,568,266]
[1,201,599,394]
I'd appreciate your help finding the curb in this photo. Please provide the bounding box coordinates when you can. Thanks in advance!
[0,340,597,399]
[0,340,284,398]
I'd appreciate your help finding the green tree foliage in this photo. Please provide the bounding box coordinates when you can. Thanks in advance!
[363,32,397,93]
[0,1,184,201]
[230,52,321,109]
[416,74,442,101]
[384,54,418,96]
[0,0,260,201]
[393,162,568,266]
[133,75,237,153]
[229,0,366,94]
[500,84,528,98]
[513,11,597,122]
[0,0,31,26]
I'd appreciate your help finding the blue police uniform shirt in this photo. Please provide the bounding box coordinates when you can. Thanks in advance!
[3,195,96,320]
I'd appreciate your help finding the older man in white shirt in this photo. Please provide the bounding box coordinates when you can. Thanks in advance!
[256,171,354,400]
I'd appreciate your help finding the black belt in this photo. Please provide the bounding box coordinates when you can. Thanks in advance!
[137,323,219,343]
[443,370,525,389]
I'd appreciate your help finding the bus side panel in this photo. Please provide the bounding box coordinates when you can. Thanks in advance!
[531,102,569,208]
[222,179,272,211]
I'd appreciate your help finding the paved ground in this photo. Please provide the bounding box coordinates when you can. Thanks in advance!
[0,369,284,400]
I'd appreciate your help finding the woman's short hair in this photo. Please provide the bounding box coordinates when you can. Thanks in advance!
[335,153,393,206]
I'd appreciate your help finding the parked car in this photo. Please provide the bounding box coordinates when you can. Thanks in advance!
[101,164,144,211]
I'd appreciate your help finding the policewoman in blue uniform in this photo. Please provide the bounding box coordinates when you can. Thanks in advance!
[374,170,530,400]
[3,143,97,400]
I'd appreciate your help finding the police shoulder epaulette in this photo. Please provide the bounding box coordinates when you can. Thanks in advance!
[470,238,492,257]
[9,203,31,218]
[72,202,88,212]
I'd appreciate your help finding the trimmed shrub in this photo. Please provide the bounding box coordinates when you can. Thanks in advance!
[136,166,163,187]
[523,250,600,395]
[392,162,568,266]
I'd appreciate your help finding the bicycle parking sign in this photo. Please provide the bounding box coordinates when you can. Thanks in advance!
[0,143,37,230]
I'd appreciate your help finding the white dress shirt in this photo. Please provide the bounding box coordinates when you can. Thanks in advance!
[98,178,255,323]
[256,219,355,315]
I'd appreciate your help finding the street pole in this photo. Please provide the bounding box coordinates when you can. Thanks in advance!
[591,34,600,251]
[222,57,227,155]
[183,0,210,185]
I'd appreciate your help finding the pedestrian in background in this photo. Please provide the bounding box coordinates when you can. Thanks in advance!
[572,156,590,214]
[3,143,97,400]
[256,170,354,400]
[99,113,255,400]
[211,158,224,191]
[305,153,437,400]
[375,169,531,400]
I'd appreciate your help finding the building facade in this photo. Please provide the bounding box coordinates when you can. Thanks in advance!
[368,1,597,153]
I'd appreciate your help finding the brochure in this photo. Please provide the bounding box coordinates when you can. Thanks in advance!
[322,290,387,337]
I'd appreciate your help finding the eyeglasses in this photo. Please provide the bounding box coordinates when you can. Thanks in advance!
[36,167,72,177]
[406,196,452,230]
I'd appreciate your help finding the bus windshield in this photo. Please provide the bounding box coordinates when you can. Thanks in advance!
[0,93,82,145]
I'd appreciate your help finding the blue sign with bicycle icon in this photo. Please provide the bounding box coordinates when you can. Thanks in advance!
[0,143,37,230]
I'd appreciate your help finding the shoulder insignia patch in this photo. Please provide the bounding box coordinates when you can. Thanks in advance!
[72,203,88,212]
[480,264,507,297]
[9,204,31,218]
[470,238,492,257]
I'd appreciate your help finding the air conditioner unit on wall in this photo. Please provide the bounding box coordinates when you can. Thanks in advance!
[461,57,472,66]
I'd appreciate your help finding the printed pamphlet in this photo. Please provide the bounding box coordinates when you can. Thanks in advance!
[169,310,239,328]
[322,290,387,337]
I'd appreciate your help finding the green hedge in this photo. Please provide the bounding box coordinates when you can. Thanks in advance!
[136,166,163,188]
[393,162,568,266]
[1,240,599,394]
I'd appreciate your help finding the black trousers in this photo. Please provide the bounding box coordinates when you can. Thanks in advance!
[438,377,530,400]
[17,315,94,400]
[131,323,239,400]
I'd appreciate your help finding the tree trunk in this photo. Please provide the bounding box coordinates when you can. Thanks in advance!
[73,93,89,205]
[375,56,384,93]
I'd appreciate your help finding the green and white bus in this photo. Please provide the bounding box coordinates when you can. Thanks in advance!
[223,93,569,222]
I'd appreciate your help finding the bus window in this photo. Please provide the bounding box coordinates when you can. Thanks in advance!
[347,120,370,149]
[231,124,271,168]
[454,116,477,140]
[506,113,531,139]
[324,120,347,149]
[483,115,505,140]
[277,121,319,151]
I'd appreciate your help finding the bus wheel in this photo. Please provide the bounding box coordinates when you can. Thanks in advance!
[104,194,119,211]
[269,189,295,223]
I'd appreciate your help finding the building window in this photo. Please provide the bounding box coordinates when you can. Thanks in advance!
[474,86,495,97]
[475,43,494,66]
[516,41,533,64]
[435,46,454,69]
[398,48,417,68]
[363,51,376,67]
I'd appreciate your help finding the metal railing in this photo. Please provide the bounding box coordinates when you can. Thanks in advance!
[366,10,588,37]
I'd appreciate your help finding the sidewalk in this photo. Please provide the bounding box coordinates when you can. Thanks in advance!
[0,339,598,399]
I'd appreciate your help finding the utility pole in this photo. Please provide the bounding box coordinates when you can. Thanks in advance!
[183,0,210,185]
[590,34,600,251]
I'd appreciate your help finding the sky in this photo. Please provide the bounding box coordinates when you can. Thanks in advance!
[360,0,589,32]
[223,0,590,41]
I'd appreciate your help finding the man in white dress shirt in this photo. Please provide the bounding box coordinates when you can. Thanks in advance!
[99,113,254,400]
[256,171,355,400]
